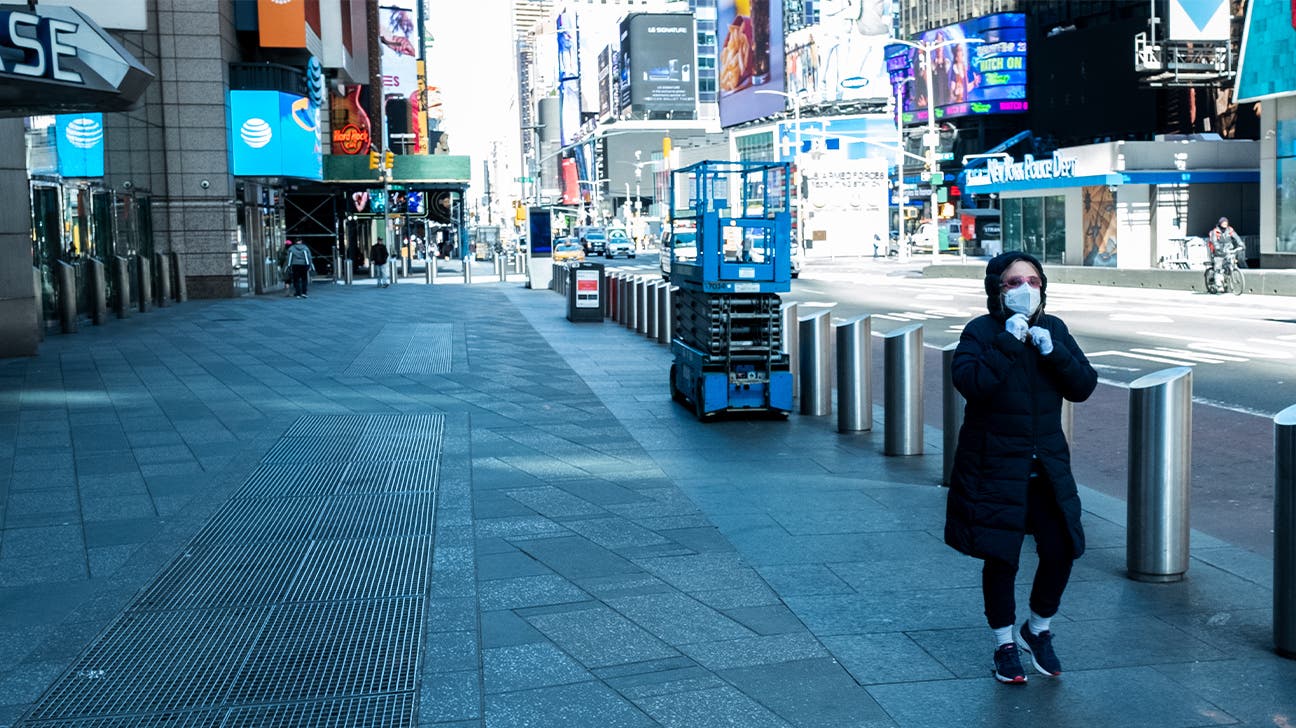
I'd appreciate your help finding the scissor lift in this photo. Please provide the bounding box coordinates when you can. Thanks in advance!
[666,160,794,418]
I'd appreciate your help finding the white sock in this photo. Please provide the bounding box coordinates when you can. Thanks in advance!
[993,625,1014,648]
[1028,611,1052,635]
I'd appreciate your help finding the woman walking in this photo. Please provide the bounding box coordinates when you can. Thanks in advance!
[946,251,1097,684]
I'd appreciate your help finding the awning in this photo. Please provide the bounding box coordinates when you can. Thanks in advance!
[965,169,1259,194]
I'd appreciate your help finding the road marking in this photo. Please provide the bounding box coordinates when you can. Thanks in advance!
[1088,350,1198,366]
[872,313,913,321]
[1111,313,1174,323]
[1138,331,1291,359]
[1130,347,1244,364]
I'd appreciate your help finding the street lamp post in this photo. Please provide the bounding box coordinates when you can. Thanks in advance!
[891,77,913,261]
[889,37,982,263]
[755,89,805,250]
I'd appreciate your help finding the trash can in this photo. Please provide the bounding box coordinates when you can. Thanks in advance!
[566,261,605,322]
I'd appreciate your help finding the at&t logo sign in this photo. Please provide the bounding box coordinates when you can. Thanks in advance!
[64,117,102,148]
[240,117,272,148]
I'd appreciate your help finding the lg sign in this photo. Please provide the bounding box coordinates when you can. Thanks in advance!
[0,10,83,84]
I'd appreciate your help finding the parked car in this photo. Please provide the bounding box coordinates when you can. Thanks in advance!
[605,228,635,258]
[660,229,697,280]
[912,221,965,253]
[552,237,585,263]
[577,226,607,255]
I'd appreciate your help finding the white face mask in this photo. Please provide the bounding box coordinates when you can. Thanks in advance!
[1003,283,1041,317]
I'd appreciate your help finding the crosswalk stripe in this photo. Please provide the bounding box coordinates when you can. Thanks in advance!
[1089,350,1197,366]
[1131,347,1244,363]
[1138,331,1291,359]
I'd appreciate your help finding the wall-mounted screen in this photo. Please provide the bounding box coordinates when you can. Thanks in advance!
[717,0,786,128]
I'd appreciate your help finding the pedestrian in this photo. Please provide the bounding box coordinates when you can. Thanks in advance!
[371,238,391,288]
[945,251,1097,685]
[284,239,315,298]
[278,240,295,296]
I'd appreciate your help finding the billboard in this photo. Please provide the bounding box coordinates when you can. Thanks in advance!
[1236,0,1296,102]
[717,0,786,128]
[258,0,307,48]
[558,10,582,146]
[785,0,892,106]
[598,46,612,118]
[380,1,419,99]
[228,90,322,180]
[886,12,1027,124]
[1169,0,1229,41]
[54,113,105,177]
[619,13,697,117]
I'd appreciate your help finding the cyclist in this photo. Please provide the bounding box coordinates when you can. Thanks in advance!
[1208,217,1246,269]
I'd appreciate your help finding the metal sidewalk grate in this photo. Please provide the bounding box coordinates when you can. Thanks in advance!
[18,414,446,726]
[343,324,452,377]
[227,598,423,704]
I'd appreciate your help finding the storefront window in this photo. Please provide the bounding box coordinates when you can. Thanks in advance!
[1001,195,1065,264]
[1278,157,1296,253]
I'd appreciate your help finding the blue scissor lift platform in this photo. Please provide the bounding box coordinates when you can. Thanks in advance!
[666,160,794,419]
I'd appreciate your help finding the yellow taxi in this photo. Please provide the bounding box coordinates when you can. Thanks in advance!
[552,237,586,263]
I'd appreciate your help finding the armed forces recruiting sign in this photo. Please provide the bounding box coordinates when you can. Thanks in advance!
[0,4,153,117]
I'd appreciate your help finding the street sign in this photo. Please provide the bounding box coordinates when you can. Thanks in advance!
[515,177,534,183]
[936,153,955,161]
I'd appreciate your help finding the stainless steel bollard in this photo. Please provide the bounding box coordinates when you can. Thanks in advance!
[56,261,77,333]
[637,279,650,335]
[333,253,341,283]
[171,252,187,301]
[88,257,107,325]
[883,323,924,456]
[610,273,621,320]
[154,252,171,307]
[113,256,131,318]
[1061,399,1075,447]
[645,281,660,339]
[656,282,670,344]
[618,277,629,326]
[1276,404,1296,657]
[798,310,833,416]
[136,255,152,312]
[781,302,800,396]
[344,260,354,285]
[835,315,872,432]
[401,255,409,278]
[942,343,964,485]
[498,255,508,282]
[425,258,437,285]
[463,258,473,285]
[1126,366,1193,583]
[628,278,639,330]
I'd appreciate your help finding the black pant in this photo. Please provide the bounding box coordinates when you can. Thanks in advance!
[291,264,310,296]
[982,464,1075,629]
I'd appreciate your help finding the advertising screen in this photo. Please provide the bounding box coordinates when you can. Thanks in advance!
[717,0,786,128]
[785,0,892,106]
[558,10,582,146]
[228,90,322,180]
[886,12,1027,124]
[54,113,105,178]
[379,1,420,98]
[622,13,697,116]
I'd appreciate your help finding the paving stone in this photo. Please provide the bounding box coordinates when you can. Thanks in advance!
[719,657,897,728]
[562,516,671,551]
[478,574,589,612]
[504,486,605,518]
[1154,657,1296,724]
[482,642,590,694]
[605,592,753,645]
[477,549,554,581]
[525,605,679,668]
[424,630,480,674]
[486,681,656,728]
[678,631,828,670]
[420,670,481,723]
[516,536,643,579]
[634,685,791,728]
[481,609,547,649]
[822,632,957,685]
[721,604,807,636]
[754,564,855,596]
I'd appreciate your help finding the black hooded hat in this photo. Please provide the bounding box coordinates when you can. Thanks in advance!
[983,251,1047,321]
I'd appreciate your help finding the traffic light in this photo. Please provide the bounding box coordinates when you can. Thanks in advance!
[384,151,395,169]
[368,151,380,170]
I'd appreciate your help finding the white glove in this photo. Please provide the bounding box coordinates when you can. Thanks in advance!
[1005,313,1029,342]
[1028,326,1053,355]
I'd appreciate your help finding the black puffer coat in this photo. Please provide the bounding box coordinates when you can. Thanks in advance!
[944,252,1098,566]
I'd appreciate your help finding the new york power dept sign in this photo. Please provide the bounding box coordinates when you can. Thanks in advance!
[0,4,153,117]
[977,152,1078,185]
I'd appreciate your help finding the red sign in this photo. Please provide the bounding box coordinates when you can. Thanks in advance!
[332,123,370,155]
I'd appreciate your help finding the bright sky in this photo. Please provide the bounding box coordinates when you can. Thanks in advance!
[427,2,521,207]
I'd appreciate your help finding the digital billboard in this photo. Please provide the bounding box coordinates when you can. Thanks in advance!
[380,1,420,98]
[1236,0,1296,102]
[228,90,322,180]
[619,13,697,117]
[558,10,582,146]
[785,0,892,106]
[886,12,1027,125]
[717,0,786,128]
[55,113,105,178]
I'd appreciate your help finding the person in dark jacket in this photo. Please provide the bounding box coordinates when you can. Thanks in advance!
[946,251,1097,685]
[284,239,315,298]
[371,239,391,288]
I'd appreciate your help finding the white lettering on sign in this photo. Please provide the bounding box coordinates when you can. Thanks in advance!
[980,152,1078,185]
[0,11,83,83]
[648,26,687,33]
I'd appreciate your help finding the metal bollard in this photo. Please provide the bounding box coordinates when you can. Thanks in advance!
[498,255,508,283]
[425,258,437,285]
[942,343,964,485]
[401,255,409,278]
[171,252,187,302]
[88,257,107,325]
[608,273,620,320]
[781,302,800,396]
[883,323,924,456]
[463,258,473,285]
[835,315,872,432]
[391,258,399,286]
[628,278,639,330]
[1126,366,1193,583]
[656,282,670,344]
[617,277,628,326]
[637,278,650,335]
[344,260,354,285]
[154,253,171,307]
[56,261,77,333]
[1276,404,1296,657]
[645,281,660,339]
[1061,399,1075,448]
[113,256,131,318]
[136,255,152,312]
[798,310,833,416]
[334,253,341,283]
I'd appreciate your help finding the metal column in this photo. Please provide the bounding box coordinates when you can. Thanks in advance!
[1276,404,1296,658]
[425,258,436,285]
[656,283,670,344]
[781,302,800,395]
[835,315,872,432]
[88,258,107,325]
[344,260,354,285]
[645,281,660,340]
[798,310,833,416]
[883,323,924,456]
[56,261,76,334]
[112,256,130,318]
[1126,367,1193,583]
[136,255,152,313]
[942,343,964,484]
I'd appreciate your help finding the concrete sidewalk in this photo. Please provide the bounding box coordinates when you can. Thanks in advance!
[0,276,1291,727]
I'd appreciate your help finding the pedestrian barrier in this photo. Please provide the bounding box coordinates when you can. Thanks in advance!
[401,255,410,278]
[425,259,436,285]
[618,277,629,326]
[113,256,130,318]
[154,253,171,308]
[171,252,187,302]
[56,261,76,334]
[798,310,833,416]
[136,255,152,313]
[88,257,108,325]
[942,343,964,485]
[645,281,660,340]
[628,277,640,331]
[780,302,800,396]
[883,323,924,456]
[344,260,354,285]
[1126,366,1193,582]
[607,272,620,321]
[1276,404,1296,658]
[835,315,872,432]
[637,278,650,335]
[656,283,671,345]
[463,259,472,285]
[497,255,508,283]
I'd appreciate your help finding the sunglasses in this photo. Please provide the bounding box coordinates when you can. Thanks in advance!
[1001,275,1042,289]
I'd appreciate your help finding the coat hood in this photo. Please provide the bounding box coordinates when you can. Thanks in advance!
[984,251,1047,321]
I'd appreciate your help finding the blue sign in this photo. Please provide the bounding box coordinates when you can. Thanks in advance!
[228,90,322,180]
[1236,0,1296,102]
[54,113,104,177]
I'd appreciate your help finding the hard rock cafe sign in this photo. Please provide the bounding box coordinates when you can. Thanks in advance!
[332,123,370,155]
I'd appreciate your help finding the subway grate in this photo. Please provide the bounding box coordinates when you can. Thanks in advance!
[343,324,452,378]
[17,414,444,726]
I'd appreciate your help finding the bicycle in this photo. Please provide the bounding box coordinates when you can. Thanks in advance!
[1204,247,1244,296]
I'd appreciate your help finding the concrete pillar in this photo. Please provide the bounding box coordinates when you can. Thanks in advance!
[0,119,40,356]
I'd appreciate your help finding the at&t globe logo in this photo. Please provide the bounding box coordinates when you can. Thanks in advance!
[240,117,273,148]
[64,117,103,149]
